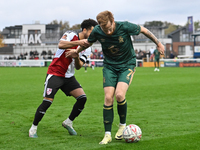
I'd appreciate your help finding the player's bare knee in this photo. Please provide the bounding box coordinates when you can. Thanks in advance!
[115,93,125,102]
[44,97,54,102]
[104,95,113,105]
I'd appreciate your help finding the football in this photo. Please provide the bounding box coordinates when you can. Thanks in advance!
[122,124,142,143]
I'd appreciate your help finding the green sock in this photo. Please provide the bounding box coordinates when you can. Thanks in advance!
[117,99,127,124]
[103,105,113,132]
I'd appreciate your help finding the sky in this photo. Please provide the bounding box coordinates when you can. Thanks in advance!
[0,0,199,31]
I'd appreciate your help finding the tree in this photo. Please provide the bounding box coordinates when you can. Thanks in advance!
[49,20,70,33]
[144,21,164,27]
[0,34,4,47]
[194,20,200,31]
[59,20,70,33]
[165,24,179,35]
[70,24,81,30]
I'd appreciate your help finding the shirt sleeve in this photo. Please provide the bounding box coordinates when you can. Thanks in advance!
[88,26,98,43]
[79,47,92,63]
[60,31,76,42]
[125,22,141,36]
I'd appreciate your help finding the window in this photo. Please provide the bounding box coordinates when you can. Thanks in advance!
[178,46,185,55]
[11,29,14,35]
[46,29,53,34]
[28,30,41,34]
[182,34,189,42]
[19,29,22,35]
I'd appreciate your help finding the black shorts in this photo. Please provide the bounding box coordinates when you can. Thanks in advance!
[43,74,82,98]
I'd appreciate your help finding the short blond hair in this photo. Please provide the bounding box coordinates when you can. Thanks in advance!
[96,10,114,26]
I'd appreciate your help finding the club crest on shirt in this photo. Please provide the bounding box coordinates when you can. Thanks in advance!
[47,88,52,95]
[61,35,67,40]
[118,36,124,43]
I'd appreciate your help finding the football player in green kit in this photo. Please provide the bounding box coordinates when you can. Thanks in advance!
[66,10,165,144]
[153,46,161,71]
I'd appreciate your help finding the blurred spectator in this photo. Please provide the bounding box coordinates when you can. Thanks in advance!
[29,55,34,59]
[24,52,28,56]
[41,50,47,56]
[17,53,26,60]
[13,55,16,59]
[146,50,150,58]
[42,55,47,60]
[170,51,174,59]
[48,50,52,55]
[91,52,97,59]
[30,50,34,56]
[34,55,39,60]
[100,52,104,59]
[150,47,154,55]
[150,47,155,62]
[33,50,39,56]
[137,50,143,59]
[47,55,52,59]
[135,49,139,58]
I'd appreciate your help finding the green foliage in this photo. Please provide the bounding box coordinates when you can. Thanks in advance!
[49,19,81,33]
[49,20,70,33]
[70,24,81,30]
[194,20,200,31]
[164,24,178,35]
[0,34,4,47]
[0,67,200,150]
[144,21,164,27]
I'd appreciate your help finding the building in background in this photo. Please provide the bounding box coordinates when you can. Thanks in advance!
[1,22,60,59]
[168,26,194,58]
[0,21,173,59]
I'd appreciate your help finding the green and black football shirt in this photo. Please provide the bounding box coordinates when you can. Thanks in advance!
[88,21,141,67]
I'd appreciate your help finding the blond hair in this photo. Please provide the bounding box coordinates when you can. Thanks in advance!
[96,10,114,26]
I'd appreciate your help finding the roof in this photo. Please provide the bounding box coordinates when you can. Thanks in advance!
[144,25,168,29]
[192,30,200,36]
[167,26,186,37]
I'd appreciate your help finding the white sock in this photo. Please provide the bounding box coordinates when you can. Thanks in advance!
[31,124,37,130]
[65,118,72,124]
[105,131,111,135]
[119,123,126,126]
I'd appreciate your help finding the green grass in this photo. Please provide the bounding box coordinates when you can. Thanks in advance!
[0,67,200,150]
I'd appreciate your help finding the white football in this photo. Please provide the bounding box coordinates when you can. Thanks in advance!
[122,124,142,143]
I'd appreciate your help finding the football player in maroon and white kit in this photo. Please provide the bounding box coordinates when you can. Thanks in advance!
[29,19,98,138]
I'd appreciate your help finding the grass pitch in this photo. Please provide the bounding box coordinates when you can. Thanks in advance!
[0,67,200,150]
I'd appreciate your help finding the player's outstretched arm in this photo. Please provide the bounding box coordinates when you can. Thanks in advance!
[59,39,90,49]
[140,26,165,55]
[65,42,92,58]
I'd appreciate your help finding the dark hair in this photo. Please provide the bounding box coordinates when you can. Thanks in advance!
[81,18,98,31]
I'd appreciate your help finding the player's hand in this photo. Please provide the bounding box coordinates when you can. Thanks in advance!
[65,49,78,58]
[157,42,165,55]
[79,39,90,47]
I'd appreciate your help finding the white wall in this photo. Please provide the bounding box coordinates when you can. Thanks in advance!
[22,24,46,34]
[185,45,193,55]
